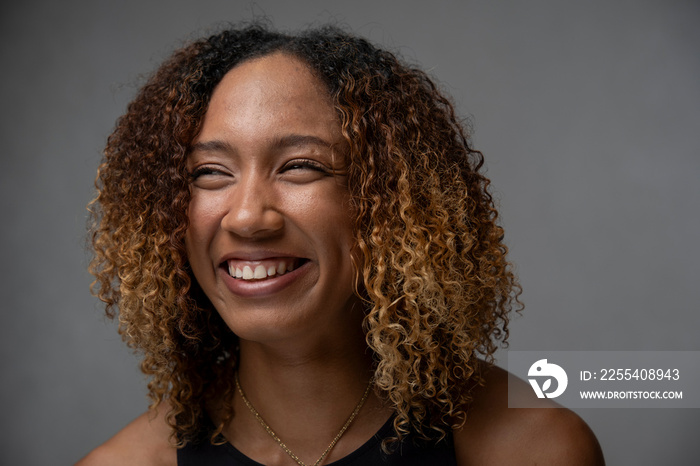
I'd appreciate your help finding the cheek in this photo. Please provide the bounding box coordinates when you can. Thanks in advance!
[333,196,357,247]
[185,194,222,263]
[317,195,357,270]
[305,191,354,241]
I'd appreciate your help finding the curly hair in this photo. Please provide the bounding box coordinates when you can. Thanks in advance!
[89,23,521,446]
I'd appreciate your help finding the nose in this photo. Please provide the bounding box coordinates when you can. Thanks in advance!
[220,174,284,239]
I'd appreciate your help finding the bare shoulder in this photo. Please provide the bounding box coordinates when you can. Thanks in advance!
[454,363,604,466]
[75,404,177,466]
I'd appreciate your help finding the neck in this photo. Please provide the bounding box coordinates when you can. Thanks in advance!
[235,294,371,403]
[236,321,373,419]
[219,321,391,465]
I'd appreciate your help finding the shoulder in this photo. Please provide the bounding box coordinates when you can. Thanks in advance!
[76,404,178,466]
[453,363,604,466]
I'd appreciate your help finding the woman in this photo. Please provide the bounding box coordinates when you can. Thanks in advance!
[79,25,603,465]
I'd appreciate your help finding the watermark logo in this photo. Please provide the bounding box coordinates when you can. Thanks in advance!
[528,359,568,398]
[509,351,698,408]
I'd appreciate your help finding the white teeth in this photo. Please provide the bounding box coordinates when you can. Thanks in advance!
[254,265,267,279]
[227,259,300,280]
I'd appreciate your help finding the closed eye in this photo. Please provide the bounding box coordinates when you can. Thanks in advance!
[188,165,231,189]
[189,165,225,179]
[281,159,331,174]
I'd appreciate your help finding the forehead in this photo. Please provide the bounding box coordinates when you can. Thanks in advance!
[199,52,337,137]
[217,51,328,96]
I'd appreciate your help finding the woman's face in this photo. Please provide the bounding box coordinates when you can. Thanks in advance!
[185,52,360,344]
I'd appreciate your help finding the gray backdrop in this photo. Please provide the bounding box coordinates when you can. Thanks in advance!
[1,0,698,464]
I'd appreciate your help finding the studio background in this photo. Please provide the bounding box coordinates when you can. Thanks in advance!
[1,1,698,464]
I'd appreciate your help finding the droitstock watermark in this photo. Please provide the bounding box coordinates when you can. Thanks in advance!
[507,351,700,408]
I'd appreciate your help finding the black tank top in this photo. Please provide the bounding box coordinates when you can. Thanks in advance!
[177,416,457,465]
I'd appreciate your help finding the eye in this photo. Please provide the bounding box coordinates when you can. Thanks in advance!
[189,166,219,179]
[281,158,330,174]
[188,165,230,189]
[279,158,333,183]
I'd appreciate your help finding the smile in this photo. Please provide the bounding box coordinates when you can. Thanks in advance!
[225,258,307,281]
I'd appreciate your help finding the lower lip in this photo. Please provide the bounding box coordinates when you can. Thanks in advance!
[219,261,311,298]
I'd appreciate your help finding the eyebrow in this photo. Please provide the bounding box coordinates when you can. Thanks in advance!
[189,139,235,154]
[190,134,334,155]
[272,134,334,150]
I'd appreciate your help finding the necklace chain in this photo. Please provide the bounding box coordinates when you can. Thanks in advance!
[235,373,372,466]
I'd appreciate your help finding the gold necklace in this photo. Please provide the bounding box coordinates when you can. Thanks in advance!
[234,373,372,466]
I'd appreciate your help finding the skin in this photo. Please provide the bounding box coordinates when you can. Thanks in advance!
[185,51,390,464]
[77,53,604,466]
[185,52,362,349]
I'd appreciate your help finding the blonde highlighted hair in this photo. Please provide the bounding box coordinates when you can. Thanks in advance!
[89,23,521,446]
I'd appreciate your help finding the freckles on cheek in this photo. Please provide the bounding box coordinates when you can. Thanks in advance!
[184,196,220,260]
[188,194,223,228]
